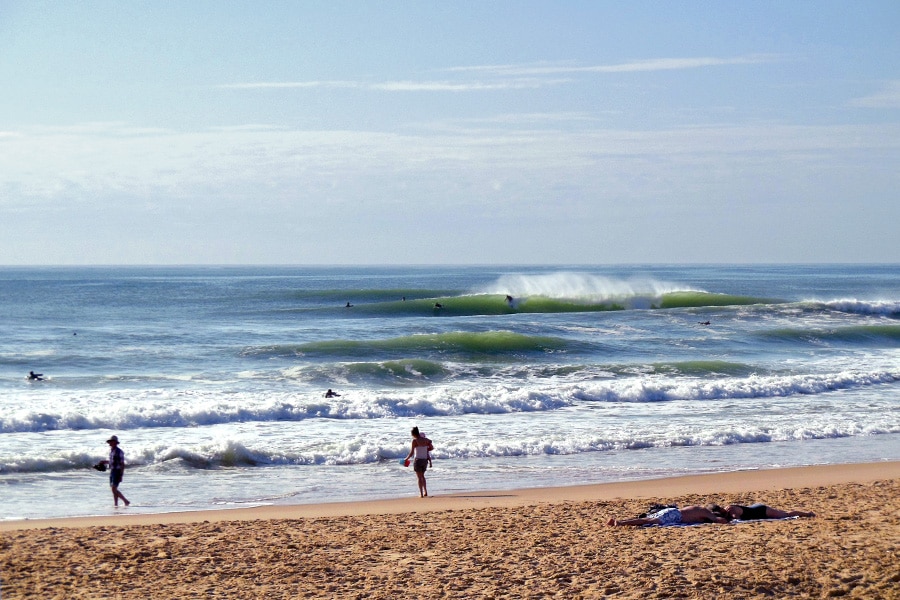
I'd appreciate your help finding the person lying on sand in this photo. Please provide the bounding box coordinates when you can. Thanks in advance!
[724,503,815,520]
[607,505,729,527]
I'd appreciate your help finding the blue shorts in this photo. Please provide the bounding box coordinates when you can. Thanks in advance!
[649,507,682,525]
[109,469,124,487]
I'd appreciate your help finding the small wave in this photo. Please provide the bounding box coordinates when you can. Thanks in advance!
[0,452,101,474]
[278,359,762,387]
[817,299,900,317]
[2,369,897,435]
[647,361,763,377]
[279,359,459,387]
[243,331,570,360]
[577,370,900,403]
[4,421,897,474]
[760,324,900,345]
[157,441,271,468]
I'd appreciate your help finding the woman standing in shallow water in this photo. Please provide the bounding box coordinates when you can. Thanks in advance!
[404,427,433,498]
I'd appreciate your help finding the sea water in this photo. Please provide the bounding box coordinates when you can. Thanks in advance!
[1,265,898,521]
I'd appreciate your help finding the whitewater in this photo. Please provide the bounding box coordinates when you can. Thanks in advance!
[1,264,898,521]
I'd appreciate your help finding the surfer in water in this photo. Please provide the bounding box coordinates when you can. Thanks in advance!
[27,371,44,381]
[325,389,341,398]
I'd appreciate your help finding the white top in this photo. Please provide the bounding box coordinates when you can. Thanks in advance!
[413,438,430,459]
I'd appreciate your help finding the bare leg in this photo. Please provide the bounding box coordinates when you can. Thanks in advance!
[112,485,130,507]
[416,472,427,497]
[606,517,660,527]
[765,507,814,518]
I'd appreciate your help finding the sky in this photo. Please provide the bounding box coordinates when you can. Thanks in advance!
[1,1,899,265]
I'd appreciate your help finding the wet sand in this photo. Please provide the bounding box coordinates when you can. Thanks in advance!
[2,462,898,599]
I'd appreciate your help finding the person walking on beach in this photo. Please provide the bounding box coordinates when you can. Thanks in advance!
[404,426,433,498]
[99,435,130,507]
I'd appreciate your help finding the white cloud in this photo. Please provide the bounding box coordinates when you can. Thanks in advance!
[217,78,565,92]
[216,81,359,90]
[2,122,898,207]
[444,55,783,76]
[369,79,562,92]
[215,55,779,93]
[849,80,900,108]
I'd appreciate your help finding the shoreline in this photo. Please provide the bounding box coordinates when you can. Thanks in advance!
[4,460,897,531]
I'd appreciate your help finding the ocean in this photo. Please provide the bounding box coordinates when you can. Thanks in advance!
[2,265,898,521]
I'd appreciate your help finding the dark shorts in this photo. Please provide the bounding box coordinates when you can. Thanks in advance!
[740,504,769,520]
[413,459,428,473]
[110,469,124,487]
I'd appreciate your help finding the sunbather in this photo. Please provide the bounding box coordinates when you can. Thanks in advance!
[607,505,729,527]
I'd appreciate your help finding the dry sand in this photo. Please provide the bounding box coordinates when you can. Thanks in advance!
[2,462,898,599]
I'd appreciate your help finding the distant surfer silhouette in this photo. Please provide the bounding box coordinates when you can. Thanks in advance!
[699,321,711,326]
[27,371,44,381]
[433,302,443,309]
[345,302,353,308]
[505,295,514,305]
[325,389,341,398]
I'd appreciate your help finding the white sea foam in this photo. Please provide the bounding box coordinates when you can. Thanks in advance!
[478,272,696,300]
[818,298,900,316]
[1,369,897,438]
[3,398,897,475]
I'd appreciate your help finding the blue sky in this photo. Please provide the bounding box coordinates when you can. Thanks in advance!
[1,1,898,265]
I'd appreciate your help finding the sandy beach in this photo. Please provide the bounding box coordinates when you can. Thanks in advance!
[2,462,898,599]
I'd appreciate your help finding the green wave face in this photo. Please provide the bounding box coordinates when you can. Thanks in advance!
[353,294,628,316]
[344,359,451,382]
[342,291,778,316]
[658,291,777,309]
[649,360,762,377]
[763,324,900,345]
[253,331,571,359]
[514,296,626,313]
